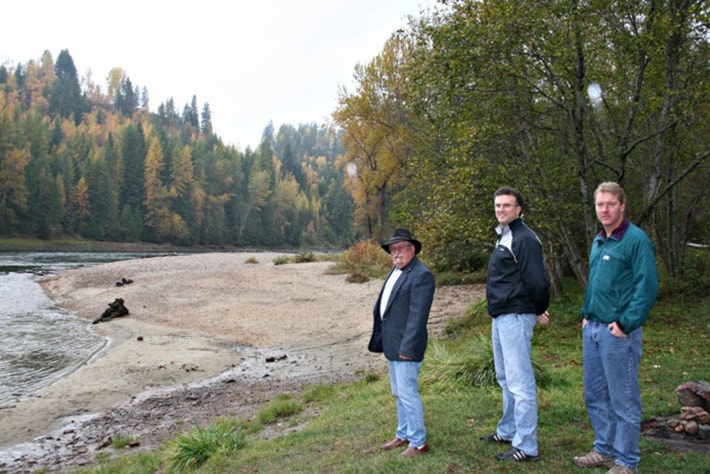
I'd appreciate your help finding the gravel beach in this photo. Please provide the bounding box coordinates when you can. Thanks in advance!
[0,252,483,472]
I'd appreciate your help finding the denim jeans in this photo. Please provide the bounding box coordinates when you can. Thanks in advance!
[583,321,643,469]
[491,313,538,456]
[388,360,426,447]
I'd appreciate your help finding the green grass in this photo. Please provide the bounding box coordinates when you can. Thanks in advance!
[73,284,708,473]
[168,419,247,472]
[257,394,303,424]
[110,434,136,449]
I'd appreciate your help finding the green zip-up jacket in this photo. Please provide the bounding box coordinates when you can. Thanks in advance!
[581,218,658,334]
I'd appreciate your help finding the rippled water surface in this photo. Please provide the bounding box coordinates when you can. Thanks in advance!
[0,251,177,405]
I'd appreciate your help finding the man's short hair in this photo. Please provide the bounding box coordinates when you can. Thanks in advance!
[594,181,626,205]
[494,186,525,211]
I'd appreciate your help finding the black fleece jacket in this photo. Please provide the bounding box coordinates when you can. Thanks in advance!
[486,218,550,317]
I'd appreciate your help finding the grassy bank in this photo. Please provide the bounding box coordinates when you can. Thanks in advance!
[74,281,708,473]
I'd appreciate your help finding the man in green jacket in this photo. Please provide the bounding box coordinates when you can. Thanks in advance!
[573,182,658,474]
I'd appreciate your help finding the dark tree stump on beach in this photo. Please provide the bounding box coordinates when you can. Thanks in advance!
[92,298,130,324]
[115,277,134,287]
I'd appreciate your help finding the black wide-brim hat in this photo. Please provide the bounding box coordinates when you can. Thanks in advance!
[381,228,422,254]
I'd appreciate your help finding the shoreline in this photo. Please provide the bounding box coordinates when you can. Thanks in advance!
[0,252,484,472]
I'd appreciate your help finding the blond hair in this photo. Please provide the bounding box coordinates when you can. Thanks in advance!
[594,182,626,205]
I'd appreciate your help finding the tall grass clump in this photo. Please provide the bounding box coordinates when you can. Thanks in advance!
[326,240,392,282]
[422,334,551,392]
[423,299,551,391]
[257,394,303,424]
[110,434,136,449]
[168,419,246,472]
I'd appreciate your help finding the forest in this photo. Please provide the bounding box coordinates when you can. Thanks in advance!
[335,0,708,292]
[0,50,355,248]
[1,0,708,293]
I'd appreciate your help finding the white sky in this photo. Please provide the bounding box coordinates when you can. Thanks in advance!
[1,0,439,150]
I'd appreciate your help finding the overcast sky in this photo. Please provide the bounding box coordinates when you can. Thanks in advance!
[1,0,439,150]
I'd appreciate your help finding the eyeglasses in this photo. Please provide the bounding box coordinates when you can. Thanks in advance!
[389,243,413,253]
[495,203,519,209]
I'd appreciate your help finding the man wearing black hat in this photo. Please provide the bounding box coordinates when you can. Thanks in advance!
[368,228,435,457]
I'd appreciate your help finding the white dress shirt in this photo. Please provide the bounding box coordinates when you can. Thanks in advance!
[380,268,402,319]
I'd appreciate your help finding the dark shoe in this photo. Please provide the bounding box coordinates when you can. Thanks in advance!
[496,447,538,462]
[381,437,407,451]
[479,433,512,444]
[400,444,429,457]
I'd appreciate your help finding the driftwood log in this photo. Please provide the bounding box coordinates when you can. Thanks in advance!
[92,298,130,324]
[115,277,134,287]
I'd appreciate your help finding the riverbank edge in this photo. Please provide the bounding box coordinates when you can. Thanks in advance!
[0,237,336,255]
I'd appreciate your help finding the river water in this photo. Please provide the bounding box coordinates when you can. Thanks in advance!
[0,251,177,406]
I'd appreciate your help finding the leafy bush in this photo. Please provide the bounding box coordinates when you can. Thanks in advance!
[436,270,487,286]
[327,240,392,280]
[428,239,489,273]
[659,246,710,299]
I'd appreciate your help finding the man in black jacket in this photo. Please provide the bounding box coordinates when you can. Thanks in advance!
[479,186,550,462]
[368,228,435,457]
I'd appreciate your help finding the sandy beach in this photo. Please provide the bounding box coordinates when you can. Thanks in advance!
[0,252,483,472]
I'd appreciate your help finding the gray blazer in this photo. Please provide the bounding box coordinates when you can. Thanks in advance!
[368,257,435,362]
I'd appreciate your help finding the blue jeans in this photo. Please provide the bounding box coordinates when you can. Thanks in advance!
[492,313,538,456]
[583,321,643,469]
[388,360,426,447]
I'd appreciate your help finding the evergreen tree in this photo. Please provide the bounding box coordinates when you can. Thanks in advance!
[49,50,84,124]
[119,123,146,238]
[201,102,212,135]
[115,77,138,116]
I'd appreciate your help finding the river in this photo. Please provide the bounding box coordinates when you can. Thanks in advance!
[0,251,183,406]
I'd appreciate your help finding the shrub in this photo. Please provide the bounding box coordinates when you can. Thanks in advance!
[293,252,316,263]
[244,256,259,264]
[272,255,292,265]
[659,246,710,299]
[327,240,392,280]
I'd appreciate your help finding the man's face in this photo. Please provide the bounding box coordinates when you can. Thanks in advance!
[494,194,522,226]
[595,191,625,233]
[389,242,415,269]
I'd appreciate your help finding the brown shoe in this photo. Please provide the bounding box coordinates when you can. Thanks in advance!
[381,438,407,451]
[573,451,615,468]
[400,444,429,457]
